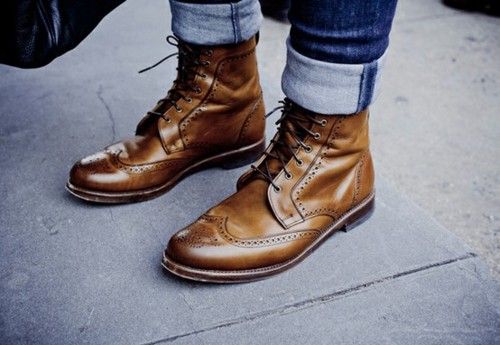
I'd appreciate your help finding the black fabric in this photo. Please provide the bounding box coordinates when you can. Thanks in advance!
[0,0,125,68]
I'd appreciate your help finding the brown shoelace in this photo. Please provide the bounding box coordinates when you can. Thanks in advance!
[139,35,213,122]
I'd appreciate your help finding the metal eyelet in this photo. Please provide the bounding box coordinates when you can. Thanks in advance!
[304,146,312,153]
[321,119,327,127]
[196,87,202,94]
[201,74,207,79]
[285,173,293,180]
[165,117,172,123]
[274,186,281,192]
[296,160,303,166]
[313,133,321,140]
[186,98,192,103]
[176,107,182,113]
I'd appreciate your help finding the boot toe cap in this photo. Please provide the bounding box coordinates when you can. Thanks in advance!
[165,219,229,270]
[164,214,300,272]
[69,151,127,192]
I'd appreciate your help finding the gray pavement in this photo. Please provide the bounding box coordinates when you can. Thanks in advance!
[1,0,499,344]
[373,0,500,279]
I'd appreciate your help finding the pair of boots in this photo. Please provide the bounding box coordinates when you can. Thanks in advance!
[67,36,374,283]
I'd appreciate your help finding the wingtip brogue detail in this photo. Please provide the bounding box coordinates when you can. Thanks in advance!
[163,100,375,282]
[67,35,265,203]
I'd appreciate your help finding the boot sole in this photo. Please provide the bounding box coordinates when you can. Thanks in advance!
[65,138,265,204]
[162,192,375,283]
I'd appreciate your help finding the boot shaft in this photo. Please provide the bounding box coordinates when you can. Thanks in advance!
[238,104,373,228]
[157,36,265,153]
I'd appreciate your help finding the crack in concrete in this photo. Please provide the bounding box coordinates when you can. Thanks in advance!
[97,85,116,142]
[109,209,115,222]
[79,307,95,333]
[140,253,477,345]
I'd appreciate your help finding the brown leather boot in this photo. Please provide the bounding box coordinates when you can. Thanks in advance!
[163,99,375,283]
[67,36,265,203]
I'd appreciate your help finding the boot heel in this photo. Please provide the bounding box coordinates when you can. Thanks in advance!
[219,140,265,170]
[342,197,375,232]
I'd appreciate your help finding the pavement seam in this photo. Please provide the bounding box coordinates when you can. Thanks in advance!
[140,252,477,345]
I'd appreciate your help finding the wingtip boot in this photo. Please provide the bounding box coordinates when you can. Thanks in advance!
[67,35,265,203]
[163,99,374,283]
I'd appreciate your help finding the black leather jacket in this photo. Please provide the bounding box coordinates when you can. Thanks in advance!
[1,0,125,68]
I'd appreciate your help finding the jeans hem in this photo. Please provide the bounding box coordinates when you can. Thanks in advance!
[281,39,387,115]
[169,0,262,45]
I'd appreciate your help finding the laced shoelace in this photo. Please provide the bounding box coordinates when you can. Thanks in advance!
[138,35,213,122]
[251,99,327,191]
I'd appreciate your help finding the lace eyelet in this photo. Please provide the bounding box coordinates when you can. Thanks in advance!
[296,160,303,166]
[202,61,210,66]
[313,133,321,140]
[274,186,281,192]
[165,117,172,123]
[321,119,327,127]
[176,107,182,113]
[186,98,192,103]
[201,74,207,79]
[206,50,213,57]
[305,146,312,153]
[196,87,202,94]
[285,173,293,180]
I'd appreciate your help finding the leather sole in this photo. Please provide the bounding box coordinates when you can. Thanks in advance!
[65,139,265,204]
[162,192,375,283]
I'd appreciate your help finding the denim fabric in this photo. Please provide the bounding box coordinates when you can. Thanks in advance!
[289,0,397,64]
[282,0,397,114]
[176,0,243,3]
[169,0,397,114]
[169,0,262,45]
[282,39,387,115]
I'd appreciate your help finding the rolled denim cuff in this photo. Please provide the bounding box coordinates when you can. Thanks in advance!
[281,39,387,115]
[169,0,262,45]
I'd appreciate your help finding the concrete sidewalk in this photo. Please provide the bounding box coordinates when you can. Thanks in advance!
[0,0,499,344]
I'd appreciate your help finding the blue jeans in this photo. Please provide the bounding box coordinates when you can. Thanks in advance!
[169,0,397,114]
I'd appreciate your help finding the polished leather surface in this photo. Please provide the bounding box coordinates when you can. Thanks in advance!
[68,36,264,197]
[166,105,374,271]
[1,1,125,68]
